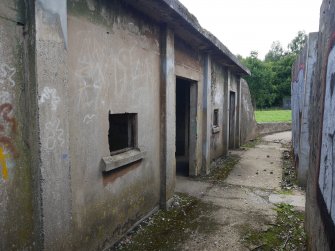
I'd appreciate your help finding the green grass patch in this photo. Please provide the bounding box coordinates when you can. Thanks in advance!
[255,109,292,123]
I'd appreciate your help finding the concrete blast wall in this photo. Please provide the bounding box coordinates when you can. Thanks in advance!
[291,33,318,187]
[293,0,335,249]
[0,0,36,250]
[240,79,257,143]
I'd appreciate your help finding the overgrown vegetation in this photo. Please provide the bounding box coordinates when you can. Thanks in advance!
[199,154,241,183]
[241,137,262,149]
[112,194,220,251]
[281,145,298,191]
[238,31,307,109]
[242,203,306,250]
[255,110,292,123]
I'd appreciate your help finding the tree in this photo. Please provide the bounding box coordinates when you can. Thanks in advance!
[288,31,307,55]
[240,31,305,108]
[265,41,284,62]
[241,52,276,108]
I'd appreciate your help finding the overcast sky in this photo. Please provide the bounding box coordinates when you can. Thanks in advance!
[178,0,322,59]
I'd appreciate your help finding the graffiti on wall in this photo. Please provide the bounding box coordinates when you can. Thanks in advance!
[38,85,66,152]
[319,36,335,224]
[73,30,156,124]
[0,63,16,87]
[0,63,17,181]
[39,87,61,111]
[45,118,64,150]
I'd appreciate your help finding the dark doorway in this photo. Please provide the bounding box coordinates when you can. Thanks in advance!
[229,91,236,149]
[175,77,197,176]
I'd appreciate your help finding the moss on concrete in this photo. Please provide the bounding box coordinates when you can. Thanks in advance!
[199,154,240,184]
[241,203,306,250]
[241,137,261,149]
[112,193,220,251]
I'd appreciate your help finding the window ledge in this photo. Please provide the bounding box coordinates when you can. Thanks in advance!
[212,126,220,134]
[102,149,145,172]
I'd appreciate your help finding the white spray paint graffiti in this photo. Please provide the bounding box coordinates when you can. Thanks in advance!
[83,114,96,124]
[0,91,12,104]
[319,45,335,223]
[73,30,156,119]
[45,118,64,150]
[0,64,16,87]
[39,87,61,111]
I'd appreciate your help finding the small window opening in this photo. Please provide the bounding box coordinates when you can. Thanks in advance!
[108,113,137,155]
[213,109,219,127]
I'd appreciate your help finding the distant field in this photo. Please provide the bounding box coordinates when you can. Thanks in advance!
[255,110,292,123]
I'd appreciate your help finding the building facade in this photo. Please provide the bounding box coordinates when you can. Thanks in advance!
[0,0,255,250]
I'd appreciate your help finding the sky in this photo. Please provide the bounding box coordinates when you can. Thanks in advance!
[178,0,322,59]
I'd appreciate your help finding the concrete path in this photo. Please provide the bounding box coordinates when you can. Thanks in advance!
[175,131,305,250]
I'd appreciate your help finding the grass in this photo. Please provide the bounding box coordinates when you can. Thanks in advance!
[255,109,292,123]
[241,203,306,250]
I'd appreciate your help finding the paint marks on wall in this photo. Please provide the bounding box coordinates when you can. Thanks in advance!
[0,147,10,180]
[0,103,17,158]
[0,62,17,181]
[72,29,157,125]
[39,87,61,111]
[0,64,16,87]
[319,43,335,224]
[45,119,64,150]
[83,114,96,124]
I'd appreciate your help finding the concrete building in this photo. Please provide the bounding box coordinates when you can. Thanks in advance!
[292,0,335,249]
[0,0,254,250]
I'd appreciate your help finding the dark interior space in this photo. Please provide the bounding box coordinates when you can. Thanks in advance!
[176,78,190,176]
[109,113,136,153]
[229,91,236,149]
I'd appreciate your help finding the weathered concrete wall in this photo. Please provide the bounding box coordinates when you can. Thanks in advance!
[291,33,318,187]
[229,73,241,149]
[210,62,227,160]
[291,43,306,165]
[297,33,318,187]
[257,122,292,136]
[209,64,244,160]
[303,0,335,249]
[240,79,257,143]
[68,1,161,249]
[0,0,253,249]
[35,0,72,249]
[0,0,35,250]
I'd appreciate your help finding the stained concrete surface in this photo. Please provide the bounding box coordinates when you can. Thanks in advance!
[176,131,305,250]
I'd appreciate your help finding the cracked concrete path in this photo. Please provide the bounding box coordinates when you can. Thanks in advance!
[175,131,305,251]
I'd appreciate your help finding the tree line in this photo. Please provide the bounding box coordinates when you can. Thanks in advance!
[237,31,307,109]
